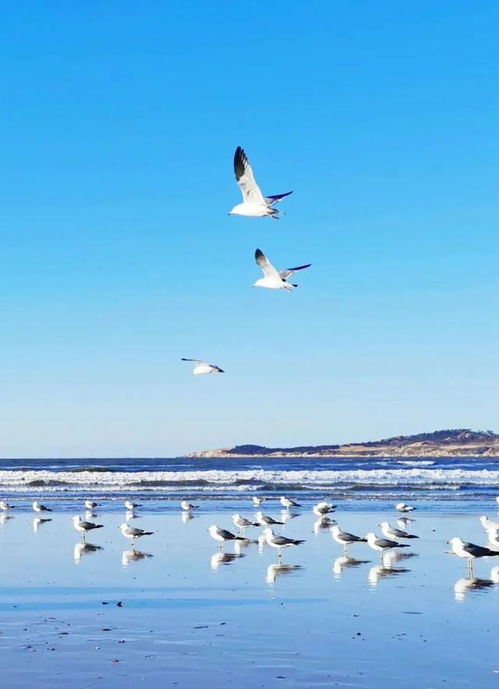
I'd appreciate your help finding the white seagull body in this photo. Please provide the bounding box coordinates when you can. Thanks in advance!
[252,496,265,507]
[395,502,416,513]
[208,525,245,547]
[280,496,301,509]
[366,532,410,554]
[229,146,292,219]
[263,528,304,557]
[0,501,13,511]
[125,500,142,510]
[72,515,103,540]
[232,513,258,530]
[181,358,224,375]
[253,249,311,291]
[32,501,52,513]
[84,500,98,511]
[181,500,198,511]
[120,523,154,543]
[379,521,419,540]
[256,511,283,526]
[331,525,367,550]
[313,502,336,517]
[480,515,499,532]
[448,537,499,561]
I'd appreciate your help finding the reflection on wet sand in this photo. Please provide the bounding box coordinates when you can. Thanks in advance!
[313,516,335,534]
[74,542,104,562]
[0,513,14,525]
[454,575,495,601]
[126,510,140,522]
[266,563,303,584]
[234,538,253,554]
[121,548,153,566]
[210,552,244,570]
[181,511,194,523]
[332,556,370,577]
[368,564,410,586]
[33,517,52,532]
[280,510,299,524]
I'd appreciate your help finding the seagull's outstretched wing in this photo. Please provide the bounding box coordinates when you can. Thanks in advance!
[265,191,293,206]
[234,147,266,205]
[181,358,202,363]
[279,263,312,280]
[255,249,281,280]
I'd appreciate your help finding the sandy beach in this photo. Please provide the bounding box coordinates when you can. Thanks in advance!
[1,500,498,689]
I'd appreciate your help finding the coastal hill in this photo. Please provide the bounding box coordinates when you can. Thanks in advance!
[189,429,499,458]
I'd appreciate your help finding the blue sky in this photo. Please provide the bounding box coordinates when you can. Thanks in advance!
[1,1,498,457]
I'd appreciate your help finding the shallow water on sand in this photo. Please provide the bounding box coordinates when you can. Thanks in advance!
[0,500,498,688]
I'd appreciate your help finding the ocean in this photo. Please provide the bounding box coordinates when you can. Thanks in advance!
[1,455,498,510]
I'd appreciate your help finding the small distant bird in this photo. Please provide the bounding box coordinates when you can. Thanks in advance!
[181,500,198,511]
[0,501,13,511]
[263,528,305,558]
[254,250,311,291]
[379,521,419,540]
[280,496,301,509]
[366,532,410,555]
[120,523,154,544]
[256,511,283,526]
[395,502,416,513]
[181,358,224,375]
[232,513,258,531]
[331,525,367,551]
[448,537,499,563]
[252,496,265,507]
[229,146,292,219]
[32,501,52,512]
[313,502,336,517]
[84,500,98,511]
[72,515,103,541]
[125,500,142,510]
[479,515,499,532]
[208,525,245,548]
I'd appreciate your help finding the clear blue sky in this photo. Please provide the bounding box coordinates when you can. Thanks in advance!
[1,1,498,457]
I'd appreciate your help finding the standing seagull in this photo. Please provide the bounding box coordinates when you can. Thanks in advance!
[366,532,410,557]
[232,513,258,534]
[253,250,311,291]
[331,525,367,553]
[448,537,499,574]
[84,500,98,511]
[181,500,198,511]
[120,523,154,546]
[395,502,416,513]
[379,521,419,540]
[72,515,103,542]
[479,515,499,532]
[32,501,52,513]
[0,501,14,511]
[252,496,265,507]
[280,496,301,509]
[208,525,245,549]
[229,146,292,219]
[256,511,283,526]
[263,528,304,559]
[313,502,336,517]
[125,500,142,511]
[181,358,224,375]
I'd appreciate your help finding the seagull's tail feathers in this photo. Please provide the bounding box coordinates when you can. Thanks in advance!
[292,539,305,545]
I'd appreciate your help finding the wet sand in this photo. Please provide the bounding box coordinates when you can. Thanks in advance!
[1,504,498,688]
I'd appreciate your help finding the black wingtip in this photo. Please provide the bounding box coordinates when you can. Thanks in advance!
[255,248,264,260]
[234,146,247,180]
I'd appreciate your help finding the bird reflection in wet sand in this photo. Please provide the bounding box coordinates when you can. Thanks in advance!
[314,516,335,534]
[280,510,299,524]
[368,551,410,585]
[332,556,370,577]
[266,564,303,584]
[181,510,194,523]
[454,575,495,601]
[234,538,252,555]
[33,517,52,532]
[210,552,243,570]
[126,510,139,522]
[121,549,153,566]
[0,513,14,525]
[74,542,103,562]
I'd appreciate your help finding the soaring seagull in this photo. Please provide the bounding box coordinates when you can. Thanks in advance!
[228,146,292,219]
[253,249,311,291]
[181,358,224,375]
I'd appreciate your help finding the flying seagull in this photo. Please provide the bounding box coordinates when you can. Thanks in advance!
[181,358,224,375]
[229,146,292,219]
[254,249,311,291]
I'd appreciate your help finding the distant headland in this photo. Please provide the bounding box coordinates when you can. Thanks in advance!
[189,429,499,458]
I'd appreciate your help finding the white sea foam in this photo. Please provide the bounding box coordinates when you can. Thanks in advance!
[0,467,498,494]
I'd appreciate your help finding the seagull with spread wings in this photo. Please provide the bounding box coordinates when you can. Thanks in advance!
[181,358,224,375]
[228,146,292,218]
[253,249,311,291]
